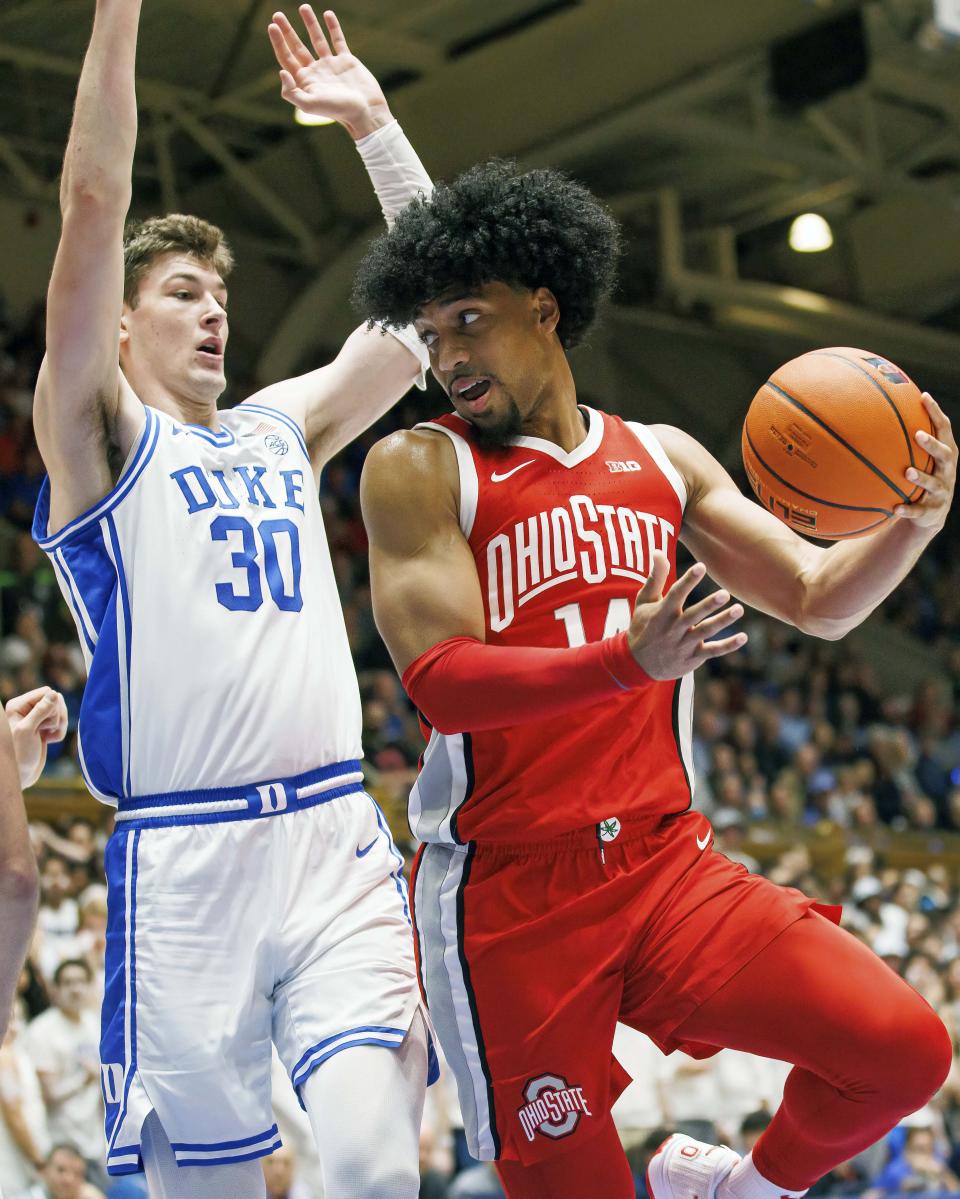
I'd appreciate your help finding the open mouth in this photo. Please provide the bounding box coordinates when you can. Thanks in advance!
[197,339,222,359]
[451,376,492,411]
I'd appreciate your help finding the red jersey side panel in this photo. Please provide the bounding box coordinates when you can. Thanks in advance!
[408,407,694,845]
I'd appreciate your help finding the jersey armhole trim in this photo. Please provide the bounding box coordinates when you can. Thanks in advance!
[626,421,688,512]
[415,422,478,539]
[34,407,161,551]
[238,402,310,462]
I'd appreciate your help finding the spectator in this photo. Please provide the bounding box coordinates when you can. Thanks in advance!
[21,960,103,1187]
[738,1110,771,1153]
[627,1128,673,1199]
[0,1001,50,1198]
[261,1144,316,1199]
[447,1162,504,1199]
[870,1124,960,1194]
[24,1143,105,1199]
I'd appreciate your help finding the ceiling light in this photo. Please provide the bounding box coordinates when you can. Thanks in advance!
[789,213,834,252]
[294,109,335,127]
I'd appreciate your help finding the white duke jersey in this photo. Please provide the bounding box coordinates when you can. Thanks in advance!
[33,402,362,804]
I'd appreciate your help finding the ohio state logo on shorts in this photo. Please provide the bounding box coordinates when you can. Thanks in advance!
[517,1073,593,1143]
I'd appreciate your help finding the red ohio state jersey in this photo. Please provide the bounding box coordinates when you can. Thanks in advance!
[408,405,694,845]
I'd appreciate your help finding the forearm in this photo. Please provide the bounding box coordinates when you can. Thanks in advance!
[801,518,940,638]
[0,865,39,1036]
[354,119,433,226]
[61,0,142,205]
[402,634,652,734]
[0,1097,44,1169]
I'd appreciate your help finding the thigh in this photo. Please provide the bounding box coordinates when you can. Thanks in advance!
[619,822,814,1056]
[673,908,924,1070]
[412,842,630,1169]
[102,823,277,1173]
[271,793,424,1098]
[300,1009,427,1199]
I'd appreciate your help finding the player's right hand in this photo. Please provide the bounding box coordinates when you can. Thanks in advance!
[6,687,68,790]
[626,553,747,680]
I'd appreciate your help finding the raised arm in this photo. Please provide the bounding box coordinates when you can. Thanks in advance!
[661,392,956,640]
[253,7,431,472]
[0,712,38,1042]
[361,431,745,734]
[34,0,146,534]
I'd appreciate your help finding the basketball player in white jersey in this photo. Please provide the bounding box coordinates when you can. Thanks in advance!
[31,4,436,1197]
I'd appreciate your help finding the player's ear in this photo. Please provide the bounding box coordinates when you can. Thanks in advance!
[119,309,130,349]
[532,287,560,336]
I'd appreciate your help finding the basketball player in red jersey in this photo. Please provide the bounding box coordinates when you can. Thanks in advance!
[354,162,957,1199]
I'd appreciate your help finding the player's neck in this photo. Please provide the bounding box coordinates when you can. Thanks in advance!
[142,382,222,431]
[519,360,584,451]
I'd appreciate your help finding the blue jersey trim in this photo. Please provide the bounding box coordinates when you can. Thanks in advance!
[289,1025,406,1084]
[291,1027,408,1095]
[103,829,140,1161]
[174,1141,282,1169]
[240,403,310,462]
[117,758,361,809]
[33,407,160,550]
[369,795,411,925]
[180,421,236,447]
[105,513,134,797]
[170,1124,279,1152]
[52,548,98,655]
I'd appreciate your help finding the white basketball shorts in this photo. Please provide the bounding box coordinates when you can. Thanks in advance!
[99,759,430,1176]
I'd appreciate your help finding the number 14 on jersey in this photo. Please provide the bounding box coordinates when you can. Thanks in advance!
[554,598,632,647]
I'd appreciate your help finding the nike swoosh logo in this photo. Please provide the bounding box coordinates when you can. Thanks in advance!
[696,832,711,850]
[491,460,536,483]
[355,837,378,858]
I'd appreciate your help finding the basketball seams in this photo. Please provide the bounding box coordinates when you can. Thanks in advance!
[763,380,911,504]
[743,425,893,517]
[810,351,922,473]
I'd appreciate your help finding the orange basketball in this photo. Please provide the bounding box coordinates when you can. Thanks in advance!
[742,347,934,540]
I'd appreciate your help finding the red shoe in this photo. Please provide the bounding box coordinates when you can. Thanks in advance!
[646,1133,740,1199]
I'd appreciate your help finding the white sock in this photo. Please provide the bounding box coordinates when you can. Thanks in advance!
[717,1151,807,1199]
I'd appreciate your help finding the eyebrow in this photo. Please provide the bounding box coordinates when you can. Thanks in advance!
[436,292,479,309]
[167,271,228,299]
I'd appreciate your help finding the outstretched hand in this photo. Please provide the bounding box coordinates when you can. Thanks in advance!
[627,553,747,679]
[6,687,68,790]
[268,6,392,139]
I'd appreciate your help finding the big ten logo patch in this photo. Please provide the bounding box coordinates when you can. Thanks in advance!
[517,1073,592,1143]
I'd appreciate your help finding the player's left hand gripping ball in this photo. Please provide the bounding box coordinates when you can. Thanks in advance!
[896,393,956,528]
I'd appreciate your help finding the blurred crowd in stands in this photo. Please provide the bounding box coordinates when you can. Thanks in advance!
[1,298,959,1198]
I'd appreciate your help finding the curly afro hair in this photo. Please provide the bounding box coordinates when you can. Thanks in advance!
[352,160,621,350]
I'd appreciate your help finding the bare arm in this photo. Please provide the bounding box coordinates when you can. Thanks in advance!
[258,8,429,473]
[660,393,956,640]
[34,0,146,534]
[361,429,486,674]
[0,712,39,1041]
[0,1056,45,1173]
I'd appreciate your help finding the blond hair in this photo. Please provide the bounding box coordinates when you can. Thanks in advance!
[123,213,234,307]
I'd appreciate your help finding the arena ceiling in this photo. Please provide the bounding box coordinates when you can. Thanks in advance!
[1,0,959,449]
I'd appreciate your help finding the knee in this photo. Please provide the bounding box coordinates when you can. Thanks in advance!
[869,998,953,1109]
[326,1155,420,1199]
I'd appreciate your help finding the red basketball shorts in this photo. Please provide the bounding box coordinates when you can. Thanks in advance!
[410,809,824,1166]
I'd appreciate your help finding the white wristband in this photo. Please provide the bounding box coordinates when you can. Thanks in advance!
[382,322,429,391]
[354,119,433,228]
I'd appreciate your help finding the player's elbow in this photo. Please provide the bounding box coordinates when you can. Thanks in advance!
[0,854,40,908]
[60,175,132,221]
